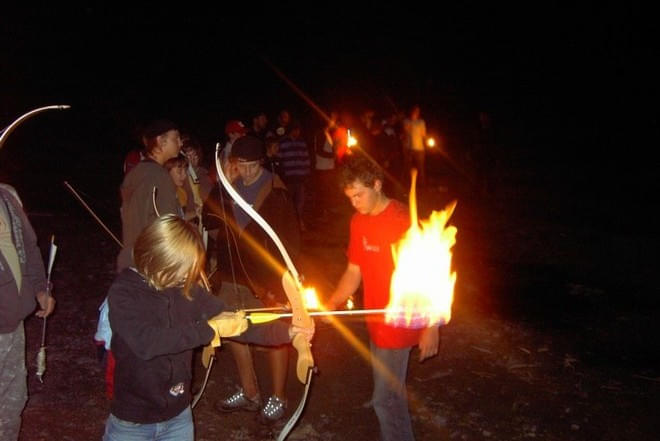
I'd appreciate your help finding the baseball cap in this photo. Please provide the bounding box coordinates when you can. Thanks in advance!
[225,120,247,135]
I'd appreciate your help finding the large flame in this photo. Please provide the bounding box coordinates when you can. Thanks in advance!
[386,170,457,328]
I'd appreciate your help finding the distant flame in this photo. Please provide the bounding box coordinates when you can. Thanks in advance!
[303,287,321,310]
[346,297,354,310]
[347,129,358,148]
[426,137,436,148]
[386,170,457,328]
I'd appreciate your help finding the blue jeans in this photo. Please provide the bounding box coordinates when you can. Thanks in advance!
[102,406,193,441]
[370,341,415,441]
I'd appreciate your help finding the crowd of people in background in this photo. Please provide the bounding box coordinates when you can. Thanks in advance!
[0,98,500,441]
[120,102,499,235]
[88,102,498,440]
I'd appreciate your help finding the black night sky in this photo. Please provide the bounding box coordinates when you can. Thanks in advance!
[1,4,656,226]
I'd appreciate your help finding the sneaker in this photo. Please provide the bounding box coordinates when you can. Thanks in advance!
[215,388,261,413]
[258,395,287,424]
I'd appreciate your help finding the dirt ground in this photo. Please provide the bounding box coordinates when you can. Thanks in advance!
[18,153,659,441]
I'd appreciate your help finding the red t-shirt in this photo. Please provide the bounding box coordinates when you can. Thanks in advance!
[123,150,144,175]
[332,126,349,162]
[347,199,421,348]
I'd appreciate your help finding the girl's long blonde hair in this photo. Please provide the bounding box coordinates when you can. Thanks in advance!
[133,214,209,299]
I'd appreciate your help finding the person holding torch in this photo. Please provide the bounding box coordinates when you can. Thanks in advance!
[325,155,440,441]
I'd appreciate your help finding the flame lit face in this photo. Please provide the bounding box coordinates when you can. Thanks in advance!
[169,165,187,188]
[254,114,268,130]
[344,179,383,215]
[236,159,263,186]
[159,130,183,161]
[183,148,200,167]
[278,110,290,126]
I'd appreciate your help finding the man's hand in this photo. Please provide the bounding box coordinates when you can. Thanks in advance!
[222,158,239,183]
[35,291,55,318]
[418,325,440,362]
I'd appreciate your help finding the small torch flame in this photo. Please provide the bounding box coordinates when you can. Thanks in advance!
[386,170,457,328]
[346,297,354,310]
[303,287,321,310]
[426,137,436,148]
[347,129,358,148]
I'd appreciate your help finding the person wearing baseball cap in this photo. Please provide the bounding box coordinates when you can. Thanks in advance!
[221,119,247,162]
[215,135,301,424]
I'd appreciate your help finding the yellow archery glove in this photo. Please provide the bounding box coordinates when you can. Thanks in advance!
[207,311,248,348]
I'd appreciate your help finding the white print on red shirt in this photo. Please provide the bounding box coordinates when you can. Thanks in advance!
[362,236,380,253]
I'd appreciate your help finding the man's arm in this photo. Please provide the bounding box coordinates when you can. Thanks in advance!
[5,188,55,318]
[326,262,361,310]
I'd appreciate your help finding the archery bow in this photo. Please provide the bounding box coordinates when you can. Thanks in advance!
[0,105,70,150]
[214,143,314,440]
[1,105,68,381]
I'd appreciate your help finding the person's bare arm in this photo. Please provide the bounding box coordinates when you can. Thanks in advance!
[326,262,361,310]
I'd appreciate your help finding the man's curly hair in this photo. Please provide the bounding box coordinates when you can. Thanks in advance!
[338,154,384,189]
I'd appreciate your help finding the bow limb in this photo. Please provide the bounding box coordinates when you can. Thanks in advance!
[214,145,300,282]
[214,146,314,370]
[0,105,71,150]
[216,144,315,440]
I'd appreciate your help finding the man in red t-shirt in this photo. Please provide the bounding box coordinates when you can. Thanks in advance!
[326,155,440,441]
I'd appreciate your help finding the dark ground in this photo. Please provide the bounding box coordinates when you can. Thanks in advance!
[17,148,660,441]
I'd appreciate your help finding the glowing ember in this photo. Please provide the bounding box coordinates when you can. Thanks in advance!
[347,129,358,148]
[346,297,354,310]
[303,287,321,310]
[386,170,457,328]
[426,137,436,148]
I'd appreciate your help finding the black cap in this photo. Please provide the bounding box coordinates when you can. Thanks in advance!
[142,119,178,140]
[230,135,265,161]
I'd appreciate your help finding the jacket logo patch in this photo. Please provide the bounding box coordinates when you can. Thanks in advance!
[169,382,185,397]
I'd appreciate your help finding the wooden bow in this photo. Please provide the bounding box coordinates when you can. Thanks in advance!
[214,144,314,440]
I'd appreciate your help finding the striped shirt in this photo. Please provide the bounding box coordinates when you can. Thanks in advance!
[277,137,311,178]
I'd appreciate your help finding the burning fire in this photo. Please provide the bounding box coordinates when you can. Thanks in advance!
[347,129,358,148]
[386,170,457,328]
[303,287,321,310]
[346,297,354,310]
[426,137,436,148]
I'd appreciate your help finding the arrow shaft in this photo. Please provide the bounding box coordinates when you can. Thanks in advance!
[247,308,389,324]
[64,181,123,248]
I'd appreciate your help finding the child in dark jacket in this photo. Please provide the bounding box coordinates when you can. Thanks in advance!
[102,215,313,441]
